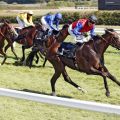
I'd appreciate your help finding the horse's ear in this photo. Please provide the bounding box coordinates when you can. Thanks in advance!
[67,19,73,25]
[105,28,113,34]
[105,28,116,35]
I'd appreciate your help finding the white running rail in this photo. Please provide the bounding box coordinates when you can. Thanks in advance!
[95,28,120,33]
[0,88,120,115]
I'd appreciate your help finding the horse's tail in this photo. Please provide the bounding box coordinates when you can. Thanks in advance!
[26,50,37,68]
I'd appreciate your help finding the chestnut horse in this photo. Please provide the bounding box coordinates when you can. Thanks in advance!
[0,21,18,65]
[27,28,120,97]
[26,24,69,67]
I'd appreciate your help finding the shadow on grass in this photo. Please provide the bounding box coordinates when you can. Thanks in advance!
[21,89,72,98]
[12,61,53,68]
[0,55,19,60]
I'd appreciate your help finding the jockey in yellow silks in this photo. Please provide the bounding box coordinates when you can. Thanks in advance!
[16,10,34,29]
[12,11,34,44]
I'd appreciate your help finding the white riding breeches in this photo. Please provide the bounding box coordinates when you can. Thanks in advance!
[41,16,51,31]
[68,24,90,43]
[16,16,25,29]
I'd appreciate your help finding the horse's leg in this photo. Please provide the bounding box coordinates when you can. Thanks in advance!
[50,71,61,96]
[90,66,120,96]
[50,58,65,96]
[103,76,110,97]
[35,53,39,64]
[101,65,120,87]
[21,45,26,62]
[43,58,47,67]
[62,69,87,93]
[4,43,18,60]
[101,56,110,96]
[38,51,44,60]
[0,49,7,65]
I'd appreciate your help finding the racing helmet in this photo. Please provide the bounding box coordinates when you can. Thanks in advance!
[89,15,97,24]
[55,13,62,20]
[27,10,33,15]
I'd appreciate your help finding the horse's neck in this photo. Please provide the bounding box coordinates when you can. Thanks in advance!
[1,25,7,34]
[93,34,110,57]
[56,29,69,43]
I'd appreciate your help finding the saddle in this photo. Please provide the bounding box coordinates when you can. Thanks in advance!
[57,42,77,58]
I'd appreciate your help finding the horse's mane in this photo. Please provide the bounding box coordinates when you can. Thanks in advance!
[105,28,115,32]
[62,24,69,29]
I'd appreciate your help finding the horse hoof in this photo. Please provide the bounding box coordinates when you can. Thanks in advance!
[35,60,38,64]
[106,92,110,97]
[78,87,87,93]
[22,60,26,66]
[51,92,56,96]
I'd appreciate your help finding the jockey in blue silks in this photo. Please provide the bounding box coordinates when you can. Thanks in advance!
[41,13,62,35]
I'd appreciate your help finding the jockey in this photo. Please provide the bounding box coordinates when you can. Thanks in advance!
[16,10,34,29]
[41,13,62,36]
[14,11,34,42]
[68,15,97,45]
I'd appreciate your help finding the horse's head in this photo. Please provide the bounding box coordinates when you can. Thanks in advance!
[59,23,70,35]
[2,20,16,39]
[105,29,120,50]
[55,23,70,43]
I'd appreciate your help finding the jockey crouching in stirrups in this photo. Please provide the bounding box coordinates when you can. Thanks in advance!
[41,13,62,39]
[13,11,34,47]
[68,15,98,46]
[57,15,98,58]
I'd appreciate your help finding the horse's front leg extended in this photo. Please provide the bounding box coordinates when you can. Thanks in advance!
[62,69,87,93]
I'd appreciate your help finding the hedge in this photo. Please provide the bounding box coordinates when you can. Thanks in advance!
[0,11,120,25]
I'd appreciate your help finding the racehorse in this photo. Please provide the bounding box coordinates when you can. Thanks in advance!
[26,24,70,67]
[27,28,120,97]
[0,21,18,65]
[4,23,43,63]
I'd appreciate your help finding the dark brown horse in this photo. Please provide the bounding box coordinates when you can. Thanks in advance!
[48,28,120,96]
[27,28,120,97]
[0,21,18,65]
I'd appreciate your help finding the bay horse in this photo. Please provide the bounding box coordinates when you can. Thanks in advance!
[27,28,120,97]
[26,24,70,67]
[0,21,18,65]
[4,23,43,63]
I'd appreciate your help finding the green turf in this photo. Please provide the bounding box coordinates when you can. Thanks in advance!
[0,36,120,120]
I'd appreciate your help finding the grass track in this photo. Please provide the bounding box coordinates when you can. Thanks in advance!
[0,34,120,119]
